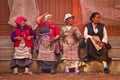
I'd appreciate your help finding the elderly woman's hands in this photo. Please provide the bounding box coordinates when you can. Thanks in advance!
[92,36,100,43]
[27,36,34,40]
[43,12,48,16]
[36,12,48,23]
[92,36,105,47]
[98,41,106,47]
[14,36,22,40]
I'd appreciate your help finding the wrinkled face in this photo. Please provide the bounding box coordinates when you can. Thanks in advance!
[66,17,74,25]
[47,16,54,24]
[20,19,26,26]
[92,14,101,24]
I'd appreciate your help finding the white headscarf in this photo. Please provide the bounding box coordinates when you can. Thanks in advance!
[64,13,74,22]
[44,14,53,21]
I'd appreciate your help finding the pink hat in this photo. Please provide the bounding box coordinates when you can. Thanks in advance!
[15,16,27,24]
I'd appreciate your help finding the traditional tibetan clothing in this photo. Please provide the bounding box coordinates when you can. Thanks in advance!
[84,22,112,63]
[61,25,83,68]
[36,21,60,70]
[11,26,36,69]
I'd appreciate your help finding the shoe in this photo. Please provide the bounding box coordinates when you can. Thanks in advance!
[24,68,32,74]
[104,68,110,74]
[13,67,18,74]
[75,71,80,75]
[50,68,56,74]
[64,70,70,74]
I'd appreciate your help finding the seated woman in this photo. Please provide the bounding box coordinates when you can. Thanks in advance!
[83,12,112,74]
[11,16,36,74]
[61,13,82,74]
[36,13,60,74]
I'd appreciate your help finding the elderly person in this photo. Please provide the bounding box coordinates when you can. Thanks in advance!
[61,13,82,74]
[36,13,60,74]
[83,12,112,74]
[10,16,36,74]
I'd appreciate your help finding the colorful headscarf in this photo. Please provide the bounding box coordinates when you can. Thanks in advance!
[15,16,27,25]
[44,14,52,21]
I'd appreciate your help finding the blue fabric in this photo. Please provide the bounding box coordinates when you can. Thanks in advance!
[103,64,108,68]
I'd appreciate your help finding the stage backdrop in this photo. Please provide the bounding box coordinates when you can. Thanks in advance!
[0,0,120,36]
[7,0,39,30]
[79,0,120,36]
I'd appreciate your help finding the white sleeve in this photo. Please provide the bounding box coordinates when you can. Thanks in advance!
[84,27,92,39]
[102,27,108,43]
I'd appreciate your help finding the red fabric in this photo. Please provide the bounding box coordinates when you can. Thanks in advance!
[15,16,27,25]
[38,21,43,27]
[55,26,60,35]
[14,27,34,48]
[38,21,60,39]
[49,24,60,39]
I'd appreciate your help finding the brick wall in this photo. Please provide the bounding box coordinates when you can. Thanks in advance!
[72,0,84,34]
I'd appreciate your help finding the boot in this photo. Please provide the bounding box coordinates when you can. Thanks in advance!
[104,67,110,74]
[13,67,18,74]
[24,67,29,74]
[75,70,80,75]
[75,67,80,75]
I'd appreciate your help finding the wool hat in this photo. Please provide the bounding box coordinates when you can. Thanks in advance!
[15,16,27,24]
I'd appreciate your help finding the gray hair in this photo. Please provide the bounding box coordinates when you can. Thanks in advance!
[44,14,53,21]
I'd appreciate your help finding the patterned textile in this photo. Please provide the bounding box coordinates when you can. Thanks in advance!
[61,25,81,61]
[11,58,32,68]
[37,33,56,61]
[62,42,80,60]
[13,39,32,59]
[90,36,102,51]
[61,25,84,68]
[63,60,82,68]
